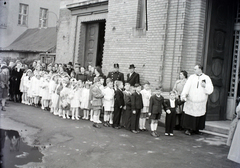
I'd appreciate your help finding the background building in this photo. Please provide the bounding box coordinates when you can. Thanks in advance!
[56,0,240,121]
[0,0,60,64]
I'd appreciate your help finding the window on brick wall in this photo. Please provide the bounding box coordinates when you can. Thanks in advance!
[39,8,48,28]
[136,0,147,30]
[18,3,28,26]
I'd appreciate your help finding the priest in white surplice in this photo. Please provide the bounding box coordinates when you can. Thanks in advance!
[181,64,214,135]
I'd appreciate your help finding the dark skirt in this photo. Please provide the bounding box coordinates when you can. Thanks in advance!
[0,87,8,99]
[182,113,206,131]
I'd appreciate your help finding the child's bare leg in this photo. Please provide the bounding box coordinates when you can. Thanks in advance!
[62,110,66,119]
[75,108,79,120]
[66,110,70,119]
[72,108,75,120]
[86,110,89,120]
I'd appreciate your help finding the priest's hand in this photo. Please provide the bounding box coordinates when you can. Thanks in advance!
[201,80,206,88]
[166,109,171,114]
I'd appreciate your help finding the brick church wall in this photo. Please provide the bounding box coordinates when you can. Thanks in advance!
[56,0,207,91]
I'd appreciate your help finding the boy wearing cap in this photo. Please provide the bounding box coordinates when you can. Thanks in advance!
[107,63,124,85]
[126,64,140,86]
[130,83,143,133]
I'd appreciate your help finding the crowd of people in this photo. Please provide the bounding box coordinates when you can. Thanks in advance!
[0,59,214,138]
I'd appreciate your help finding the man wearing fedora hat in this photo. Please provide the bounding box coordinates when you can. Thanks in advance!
[107,63,124,85]
[126,64,140,86]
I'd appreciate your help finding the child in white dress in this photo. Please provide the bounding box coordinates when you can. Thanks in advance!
[50,75,59,115]
[41,74,51,111]
[60,77,71,119]
[140,81,152,131]
[102,78,115,127]
[69,80,81,120]
[81,81,91,120]
[31,72,41,107]
[27,72,34,105]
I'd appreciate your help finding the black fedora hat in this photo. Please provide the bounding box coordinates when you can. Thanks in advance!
[129,64,136,69]
[114,63,119,68]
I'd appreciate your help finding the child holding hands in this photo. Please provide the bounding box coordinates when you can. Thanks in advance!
[164,91,183,136]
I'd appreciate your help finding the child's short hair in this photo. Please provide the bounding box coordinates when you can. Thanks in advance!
[155,86,162,91]
[106,78,112,84]
[94,76,100,83]
[125,82,130,86]
[169,90,177,95]
[134,83,141,88]
[142,80,150,85]
[115,80,123,88]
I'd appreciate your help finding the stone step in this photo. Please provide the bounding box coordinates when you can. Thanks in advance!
[203,121,231,137]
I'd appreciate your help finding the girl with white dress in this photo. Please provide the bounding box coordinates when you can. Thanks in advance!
[102,78,115,127]
[60,77,71,119]
[31,72,41,107]
[49,75,59,114]
[81,81,91,120]
[69,80,81,120]
[140,81,152,131]
[41,74,51,111]
[27,72,34,105]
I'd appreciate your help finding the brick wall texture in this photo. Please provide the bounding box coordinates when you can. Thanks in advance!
[56,0,207,91]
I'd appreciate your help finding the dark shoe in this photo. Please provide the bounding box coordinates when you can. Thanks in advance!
[93,123,101,128]
[1,106,6,111]
[131,130,138,134]
[151,131,157,137]
[185,130,192,136]
[194,130,203,135]
[154,131,160,137]
[142,128,148,131]
[139,129,143,132]
[103,122,108,127]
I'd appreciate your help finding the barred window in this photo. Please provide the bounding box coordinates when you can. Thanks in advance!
[39,8,48,28]
[18,3,28,26]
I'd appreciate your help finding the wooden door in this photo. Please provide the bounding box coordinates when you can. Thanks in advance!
[84,23,99,67]
[205,0,235,120]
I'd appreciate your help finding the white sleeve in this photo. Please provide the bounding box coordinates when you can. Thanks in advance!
[181,76,192,99]
[204,75,214,95]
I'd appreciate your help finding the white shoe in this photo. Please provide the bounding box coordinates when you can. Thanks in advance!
[62,116,66,119]
[97,120,102,124]
[72,117,75,120]
[76,117,79,120]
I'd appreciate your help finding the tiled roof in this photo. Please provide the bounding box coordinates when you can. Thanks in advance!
[2,27,57,52]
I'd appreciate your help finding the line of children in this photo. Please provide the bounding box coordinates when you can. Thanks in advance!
[19,65,183,137]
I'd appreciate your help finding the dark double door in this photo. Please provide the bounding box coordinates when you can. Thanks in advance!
[84,21,105,67]
[205,0,236,120]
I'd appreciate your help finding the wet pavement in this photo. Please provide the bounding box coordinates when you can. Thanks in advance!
[0,129,43,168]
[0,101,240,168]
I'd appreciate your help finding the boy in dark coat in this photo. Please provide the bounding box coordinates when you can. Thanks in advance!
[148,86,167,137]
[130,83,143,133]
[164,91,183,136]
[113,81,125,129]
[122,82,132,130]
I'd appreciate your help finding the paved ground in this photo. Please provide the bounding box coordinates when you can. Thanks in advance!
[0,101,240,168]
